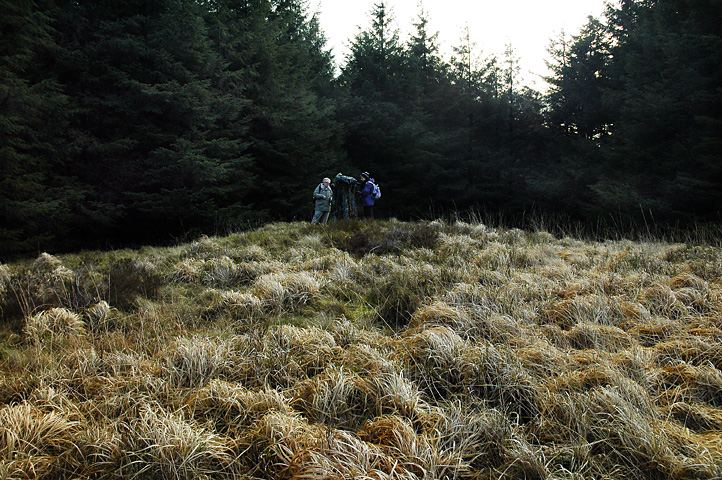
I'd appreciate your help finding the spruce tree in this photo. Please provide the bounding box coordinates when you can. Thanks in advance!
[0,0,79,256]
[48,0,257,243]
[207,0,341,221]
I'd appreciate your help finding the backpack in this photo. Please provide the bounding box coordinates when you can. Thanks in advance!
[370,182,381,200]
[312,184,322,202]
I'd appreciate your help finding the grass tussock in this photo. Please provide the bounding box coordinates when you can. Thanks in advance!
[0,401,84,479]
[24,307,87,347]
[117,403,236,479]
[1,219,721,479]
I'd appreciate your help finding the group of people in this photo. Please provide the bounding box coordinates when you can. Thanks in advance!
[311,172,377,225]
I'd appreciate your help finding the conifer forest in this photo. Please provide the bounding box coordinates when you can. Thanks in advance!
[2,0,721,257]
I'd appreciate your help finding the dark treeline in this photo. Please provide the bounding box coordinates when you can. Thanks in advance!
[2,0,721,257]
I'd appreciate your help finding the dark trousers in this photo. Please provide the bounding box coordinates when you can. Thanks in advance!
[312,210,330,224]
[361,206,374,219]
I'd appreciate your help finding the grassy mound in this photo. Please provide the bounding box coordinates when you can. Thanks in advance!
[1,219,721,479]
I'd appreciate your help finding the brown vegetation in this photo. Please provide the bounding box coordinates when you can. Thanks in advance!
[0,220,720,479]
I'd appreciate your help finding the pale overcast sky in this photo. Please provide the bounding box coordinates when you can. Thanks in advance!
[312,0,610,90]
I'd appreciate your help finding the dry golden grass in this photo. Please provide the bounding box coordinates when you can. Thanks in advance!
[187,379,292,435]
[1,220,721,479]
[116,403,236,479]
[24,307,87,347]
[0,401,84,479]
[161,335,236,388]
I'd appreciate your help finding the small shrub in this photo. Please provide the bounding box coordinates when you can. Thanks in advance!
[107,258,162,310]
[2,253,75,319]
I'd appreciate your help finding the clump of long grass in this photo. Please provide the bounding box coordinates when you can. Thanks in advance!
[181,235,226,258]
[292,365,366,430]
[475,240,554,270]
[628,316,683,347]
[24,307,87,347]
[0,402,83,479]
[91,374,173,420]
[654,337,722,370]
[203,256,238,286]
[106,257,163,310]
[85,299,118,332]
[515,339,569,378]
[359,415,441,478]
[587,385,676,478]
[116,403,235,479]
[398,326,470,399]
[667,401,722,432]
[232,325,339,388]
[366,256,448,326]
[244,410,413,479]
[0,263,9,298]
[252,271,321,312]
[212,289,264,322]
[3,253,76,318]
[564,322,634,352]
[658,362,722,406]
[232,243,270,262]
[463,342,542,421]
[302,247,354,273]
[503,436,551,480]
[161,335,235,388]
[544,294,630,330]
[642,283,691,320]
[431,401,513,472]
[308,249,361,303]
[536,390,591,448]
[360,370,427,420]
[330,317,390,349]
[339,342,397,377]
[167,258,206,283]
[186,379,292,435]
[435,232,486,268]
[407,301,475,337]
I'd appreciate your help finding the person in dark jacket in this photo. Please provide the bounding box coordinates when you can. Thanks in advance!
[312,177,332,224]
[356,172,375,219]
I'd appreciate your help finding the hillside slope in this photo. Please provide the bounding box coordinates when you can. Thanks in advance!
[1,220,721,479]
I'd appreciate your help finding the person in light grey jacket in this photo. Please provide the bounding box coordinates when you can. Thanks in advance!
[311,177,333,224]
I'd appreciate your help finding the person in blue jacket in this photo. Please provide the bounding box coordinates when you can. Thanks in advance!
[356,172,375,219]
